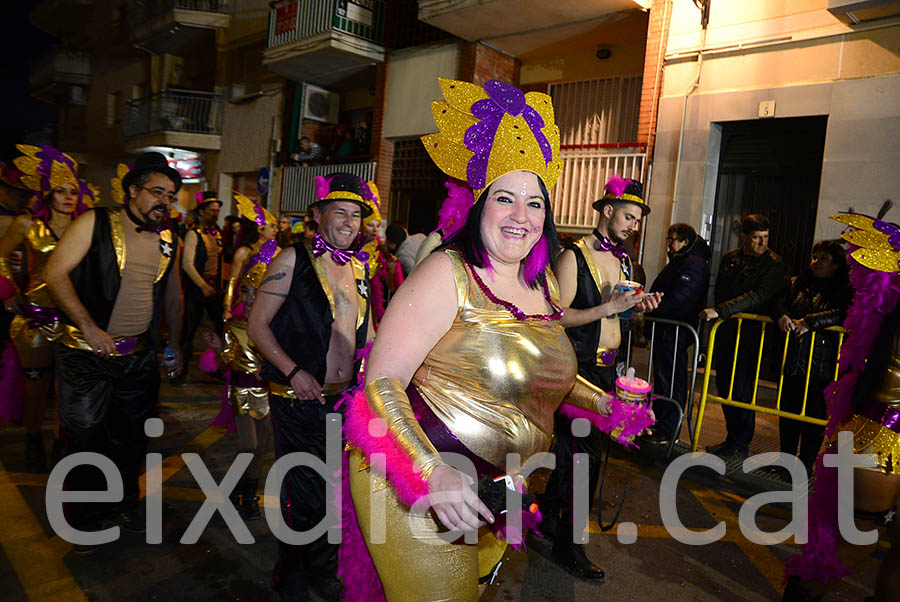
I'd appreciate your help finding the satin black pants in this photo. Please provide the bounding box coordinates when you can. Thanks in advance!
[57,345,159,529]
[270,392,342,594]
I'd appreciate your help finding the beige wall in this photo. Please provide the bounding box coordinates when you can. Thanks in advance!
[218,90,283,174]
[520,11,648,84]
[641,0,900,284]
[382,42,460,139]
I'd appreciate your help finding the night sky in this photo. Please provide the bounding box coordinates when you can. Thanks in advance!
[0,1,58,161]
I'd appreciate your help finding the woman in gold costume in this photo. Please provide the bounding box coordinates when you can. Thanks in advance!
[0,145,94,472]
[220,192,279,519]
[339,78,654,601]
[783,213,900,602]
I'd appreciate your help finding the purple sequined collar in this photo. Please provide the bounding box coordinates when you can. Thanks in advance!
[463,254,563,322]
[591,228,628,260]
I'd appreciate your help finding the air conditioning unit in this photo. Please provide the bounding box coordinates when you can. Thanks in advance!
[301,84,340,124]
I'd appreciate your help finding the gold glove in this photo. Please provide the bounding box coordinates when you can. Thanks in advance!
[364,377,444,479]
[564,374,608,415]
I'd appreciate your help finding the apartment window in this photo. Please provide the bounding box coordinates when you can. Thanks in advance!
[106,91,122,128]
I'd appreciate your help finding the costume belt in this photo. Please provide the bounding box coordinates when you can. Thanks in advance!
[597,346,617,367]
[269,379,352,400]
[60,324,149,356]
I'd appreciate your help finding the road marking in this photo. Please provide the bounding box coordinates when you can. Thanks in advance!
[0,459,85,601]
[138,425,227,499]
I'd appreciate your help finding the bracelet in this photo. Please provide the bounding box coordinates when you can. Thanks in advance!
[285,365,301,381]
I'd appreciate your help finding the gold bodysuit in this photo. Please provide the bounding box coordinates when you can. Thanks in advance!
[9,219,63,366]
[350,249,604,602]
[411,249,578,469]
[846,329,900,474]
[222,240,280,419]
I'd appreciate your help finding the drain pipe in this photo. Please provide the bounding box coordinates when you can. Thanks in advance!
[671,19,709,225]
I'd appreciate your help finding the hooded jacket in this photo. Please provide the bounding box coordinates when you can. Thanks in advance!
[649,236,711,327]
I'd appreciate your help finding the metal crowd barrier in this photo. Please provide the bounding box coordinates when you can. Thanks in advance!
[623,317,701,457]
[690,312,848,453]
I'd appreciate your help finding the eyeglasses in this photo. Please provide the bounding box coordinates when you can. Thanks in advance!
[142,186,177,202]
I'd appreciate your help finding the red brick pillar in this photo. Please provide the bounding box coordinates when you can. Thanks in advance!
[638,0,673,160]
[459,42,520,86]
[370,60,394,218]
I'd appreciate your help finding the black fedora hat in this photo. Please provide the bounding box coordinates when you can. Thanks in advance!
[592,177,650,216]
[311,172,374,218]
[121,152,183,198]
[196,190,222,210]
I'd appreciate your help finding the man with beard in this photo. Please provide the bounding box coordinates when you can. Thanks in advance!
[44,152,184,546]
[542,177,661,579]
[700,214,785,464]
[248,173,373,602]
[178,191,223,383]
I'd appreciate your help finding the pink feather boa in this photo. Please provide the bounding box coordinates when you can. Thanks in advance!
[558,397,655,448]
[198,347,220,374]
[785,258,900,583]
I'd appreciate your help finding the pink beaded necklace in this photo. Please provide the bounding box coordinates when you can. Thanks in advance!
[464,255,563,322]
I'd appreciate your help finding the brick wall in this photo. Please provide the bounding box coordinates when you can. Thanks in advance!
[459,42,520,86]
[369,61,394,217]
[637,0,673,160]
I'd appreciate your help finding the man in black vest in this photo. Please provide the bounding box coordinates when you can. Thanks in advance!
[542,177,661,579]
[248,173,373,602]
[178,191,223,383]
[44,152,184,544]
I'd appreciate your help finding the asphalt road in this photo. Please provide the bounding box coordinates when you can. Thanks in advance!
[0,363,882,601]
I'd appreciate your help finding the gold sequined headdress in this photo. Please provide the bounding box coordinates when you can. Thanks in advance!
[234,191,276,228]
[832,213,900,273]
[13,144,80,197]
[421,78,561,199]
[110,163,130,205]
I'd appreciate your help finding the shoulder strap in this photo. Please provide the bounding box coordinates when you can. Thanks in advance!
[443,248,469,310]
[574,237,604,295]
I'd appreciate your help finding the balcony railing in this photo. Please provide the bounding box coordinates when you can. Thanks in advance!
[281,162,376,212]
[124,89,223,138]
[268,0,385,48]
[128,0,229,24]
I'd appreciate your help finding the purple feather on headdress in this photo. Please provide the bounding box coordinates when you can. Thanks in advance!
[314,176,333,201]
[604,176,629,199]
[359,177,376,204]
[194,190,204,204]
[253,205,265,226]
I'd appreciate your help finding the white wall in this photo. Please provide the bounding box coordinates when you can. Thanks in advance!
[642,0,900,282]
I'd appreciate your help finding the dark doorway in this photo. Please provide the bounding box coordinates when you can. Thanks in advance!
[710,116,828,282]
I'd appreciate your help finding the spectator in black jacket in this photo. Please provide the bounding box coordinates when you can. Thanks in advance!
[645,223,711,444]
[700,214,786,463]
[770,239,851,474]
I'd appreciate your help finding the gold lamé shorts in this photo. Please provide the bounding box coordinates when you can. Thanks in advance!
[9,313,62,366]
[229,383,270,420]
[845,412,900,475]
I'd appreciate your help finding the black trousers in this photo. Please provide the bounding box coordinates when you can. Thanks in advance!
[270,392,342,593]
[542,363,615,536]
[181,281,224,360]
[779,374,827,473]
[57,345,159,529]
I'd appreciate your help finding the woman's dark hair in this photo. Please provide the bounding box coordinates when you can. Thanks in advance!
[237,217,260,248]
[813,239,848,273]
[444,176,561,289]
[667,223,697,246]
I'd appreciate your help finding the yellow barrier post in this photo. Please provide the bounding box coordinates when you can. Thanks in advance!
[691,313,849,453]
